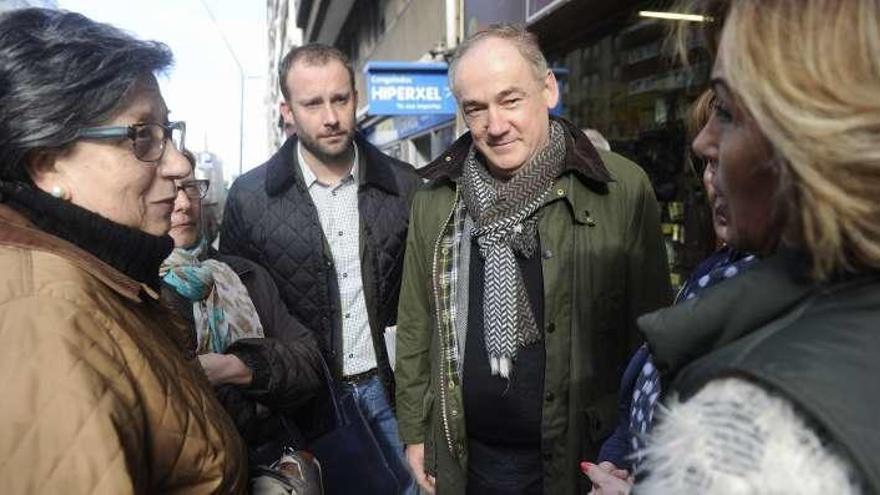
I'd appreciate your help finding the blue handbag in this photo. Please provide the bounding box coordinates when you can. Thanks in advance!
[301,359,400,495]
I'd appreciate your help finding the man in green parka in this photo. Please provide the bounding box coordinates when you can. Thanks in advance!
[395,24,672,494]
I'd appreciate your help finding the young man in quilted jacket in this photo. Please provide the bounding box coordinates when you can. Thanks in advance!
[220,44,420,494]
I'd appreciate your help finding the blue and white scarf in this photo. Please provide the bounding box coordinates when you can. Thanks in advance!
[629,248,758,469]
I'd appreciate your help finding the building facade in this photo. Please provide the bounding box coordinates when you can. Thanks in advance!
[267,0,302,148]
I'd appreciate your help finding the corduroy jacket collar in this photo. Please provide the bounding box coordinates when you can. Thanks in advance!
[265,133,402,197]
[639,250,816,381]
[0,203,153,302]
[419,115,614,186]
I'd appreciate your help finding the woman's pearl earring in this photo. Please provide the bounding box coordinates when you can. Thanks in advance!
[50,185,66,199]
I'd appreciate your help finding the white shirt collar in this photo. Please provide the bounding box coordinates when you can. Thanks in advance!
[296,140,359,188]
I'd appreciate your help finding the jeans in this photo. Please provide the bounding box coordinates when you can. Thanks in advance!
[339,375,417,495]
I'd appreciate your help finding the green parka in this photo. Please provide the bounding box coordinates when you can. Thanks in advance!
[395,117,672,494]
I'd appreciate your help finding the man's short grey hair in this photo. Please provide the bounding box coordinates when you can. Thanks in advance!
[448,24,549,96]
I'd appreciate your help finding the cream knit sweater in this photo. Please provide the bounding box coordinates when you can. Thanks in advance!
[637,378,863,494]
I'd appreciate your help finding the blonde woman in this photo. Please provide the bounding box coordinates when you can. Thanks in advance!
[586,89,760,491]
[608,1,880,493]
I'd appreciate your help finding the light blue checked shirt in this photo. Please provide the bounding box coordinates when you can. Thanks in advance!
[297,142,376,376]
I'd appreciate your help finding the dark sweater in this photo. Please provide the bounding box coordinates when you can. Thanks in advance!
[0,181,172,290]
[463,237,545,495]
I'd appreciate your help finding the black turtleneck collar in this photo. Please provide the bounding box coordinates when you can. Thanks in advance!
[0,181,173,291]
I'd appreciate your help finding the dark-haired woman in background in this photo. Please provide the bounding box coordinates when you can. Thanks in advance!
[161,152,323,493]
[0,8,245,493]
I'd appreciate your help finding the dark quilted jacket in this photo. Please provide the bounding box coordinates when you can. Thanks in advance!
[220,134,420,399]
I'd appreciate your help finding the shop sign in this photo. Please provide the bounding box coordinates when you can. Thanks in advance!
[365,62,457,115]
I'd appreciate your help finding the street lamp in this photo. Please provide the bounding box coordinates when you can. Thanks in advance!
[199,0,256,176]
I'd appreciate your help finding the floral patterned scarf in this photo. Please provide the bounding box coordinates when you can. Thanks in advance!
[160,239,264,353]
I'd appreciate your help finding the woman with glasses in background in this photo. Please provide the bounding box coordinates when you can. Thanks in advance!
[161,152,323,493]
[0,8,246,493]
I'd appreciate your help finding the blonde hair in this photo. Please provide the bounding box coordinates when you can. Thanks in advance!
[679,0,880,280]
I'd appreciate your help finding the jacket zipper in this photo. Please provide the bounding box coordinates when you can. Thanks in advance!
[431,186,460,459]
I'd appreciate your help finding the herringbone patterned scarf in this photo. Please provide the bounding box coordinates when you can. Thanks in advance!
[461,121,566,377]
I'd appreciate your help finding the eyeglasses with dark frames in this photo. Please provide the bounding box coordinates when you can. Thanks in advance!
[75,121,186,163]
[175,179,210,199]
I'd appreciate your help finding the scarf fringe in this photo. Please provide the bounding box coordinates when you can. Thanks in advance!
[490,355,513,378]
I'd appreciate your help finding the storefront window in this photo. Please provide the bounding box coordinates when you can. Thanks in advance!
[383,142,406,162]
[557,17,713,289]
[432,124,455,158]
[412,133,432,167]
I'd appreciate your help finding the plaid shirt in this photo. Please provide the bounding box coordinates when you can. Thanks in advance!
[297,143,377,376]
[432,188,467,457]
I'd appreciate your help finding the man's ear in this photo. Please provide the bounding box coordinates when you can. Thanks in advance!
[279,100,294,124]
[543,70,559,110]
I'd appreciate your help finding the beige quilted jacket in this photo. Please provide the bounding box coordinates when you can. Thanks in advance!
[0,205,247,494]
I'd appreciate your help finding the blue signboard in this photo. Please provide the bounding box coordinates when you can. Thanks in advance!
[365,62,457,116]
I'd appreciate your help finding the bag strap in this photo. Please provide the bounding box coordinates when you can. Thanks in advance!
[317,355,344,425]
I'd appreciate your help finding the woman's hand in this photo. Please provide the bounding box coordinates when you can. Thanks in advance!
[581,461,633,495]
[198,353,253,386]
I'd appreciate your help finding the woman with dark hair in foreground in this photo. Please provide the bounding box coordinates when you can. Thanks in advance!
[0,8,246,493]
